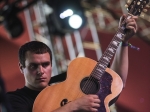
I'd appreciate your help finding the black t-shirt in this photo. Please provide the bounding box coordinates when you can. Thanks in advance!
[6,86,40,112]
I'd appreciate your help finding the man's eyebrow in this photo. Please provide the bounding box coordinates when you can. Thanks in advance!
[30,62,38,64]
[30,62,50,65]
[42,61,51,63]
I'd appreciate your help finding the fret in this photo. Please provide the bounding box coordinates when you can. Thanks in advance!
[91,74,100,79]
[108,46,117,52]
[92,68,105,79]
[92,69,101,76]
[116,32,123,38]
[98,63,106,69]
[110,41,119,49]
[106,53,115,60]
[103,56,110,62]
[119,25,126,34]
[107,52,114,58]
[115,35,124,41]
[115,37,124,42]
[100,58,109,66]
[109,43,118,49]
[112,40,118,46]
[97,64,105,69]
[115,39,122,44]
[108,47,115,54]
[96,68,103,73]
[105,52,113,59]
[96,64,106,72]
[98,64,106,69]
[107,44,116,50]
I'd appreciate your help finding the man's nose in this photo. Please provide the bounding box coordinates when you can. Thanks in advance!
[37,65,44,75]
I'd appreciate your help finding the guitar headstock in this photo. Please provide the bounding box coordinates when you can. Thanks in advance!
[125,0,149,16]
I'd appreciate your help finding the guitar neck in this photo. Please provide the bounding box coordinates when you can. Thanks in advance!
[91,14,131,80]
[90,0,150,80]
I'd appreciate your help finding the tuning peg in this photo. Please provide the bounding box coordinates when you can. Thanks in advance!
[143,9,148,12]
[127,0,132,4]
[140,13,145,18]
[145,5,150,8]
[125,4,129,8]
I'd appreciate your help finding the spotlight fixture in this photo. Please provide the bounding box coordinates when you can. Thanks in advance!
[3,15,24,38]
[0,0,39,38]
[0,2,24,38]
[46,0,87,35]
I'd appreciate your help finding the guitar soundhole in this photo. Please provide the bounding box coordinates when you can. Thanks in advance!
[80,77,100,94]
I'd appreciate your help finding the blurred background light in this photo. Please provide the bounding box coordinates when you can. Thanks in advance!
[0,0,39,39]
[69,14,83,29]
[0,2,24,38]
[46,0,87,36]
[3,15,24,38]
[60,9,73,19]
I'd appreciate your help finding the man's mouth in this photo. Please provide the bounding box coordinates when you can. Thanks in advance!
[36,77,46,81]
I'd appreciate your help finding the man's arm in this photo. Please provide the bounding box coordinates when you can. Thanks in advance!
[110,43,129,88]
[110,15,138,87]
[52,95,100,112]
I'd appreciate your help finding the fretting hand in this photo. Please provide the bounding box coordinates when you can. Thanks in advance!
[119,14,138,42]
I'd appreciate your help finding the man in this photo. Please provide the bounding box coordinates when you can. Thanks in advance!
[6,14,138,112]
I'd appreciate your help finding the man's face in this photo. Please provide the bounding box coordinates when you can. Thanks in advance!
[20,51,52,91]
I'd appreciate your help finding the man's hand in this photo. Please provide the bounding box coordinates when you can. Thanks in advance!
[52,95,100,112]
[72,95,100,112]
[119,14,138,42]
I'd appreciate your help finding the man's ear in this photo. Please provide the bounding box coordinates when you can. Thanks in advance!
[19,62,24,74]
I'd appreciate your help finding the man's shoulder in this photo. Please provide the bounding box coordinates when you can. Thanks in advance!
[6,87,28,101]
[6,86,40,100]
[7,87,26,95]
[6,87,34,112]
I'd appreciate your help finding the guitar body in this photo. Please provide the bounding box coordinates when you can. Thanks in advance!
[33,57,123,112]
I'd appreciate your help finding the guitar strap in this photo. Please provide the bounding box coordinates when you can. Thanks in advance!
[49,71,67,85]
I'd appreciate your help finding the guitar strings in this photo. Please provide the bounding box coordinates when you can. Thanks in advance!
[74,14,129,99]
[76,14,129,97]
[74,0,146,106]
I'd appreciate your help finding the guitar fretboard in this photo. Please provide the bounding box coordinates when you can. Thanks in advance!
[91,15,129,80]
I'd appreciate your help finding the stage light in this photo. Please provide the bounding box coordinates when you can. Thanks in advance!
[59,9,83,29]
[46,0,87,35]
[69,14,83,29]
[60,9,73,19]
[0,0,39,38]
[0,2,24,38]
[3,16,24,38]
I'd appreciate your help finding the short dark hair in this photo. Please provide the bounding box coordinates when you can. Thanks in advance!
[19,41,52,67]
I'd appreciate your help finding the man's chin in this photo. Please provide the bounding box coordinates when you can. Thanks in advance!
[37,83,48,90]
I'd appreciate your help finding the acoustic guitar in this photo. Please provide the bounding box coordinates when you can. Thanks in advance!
[33,0,149,112]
